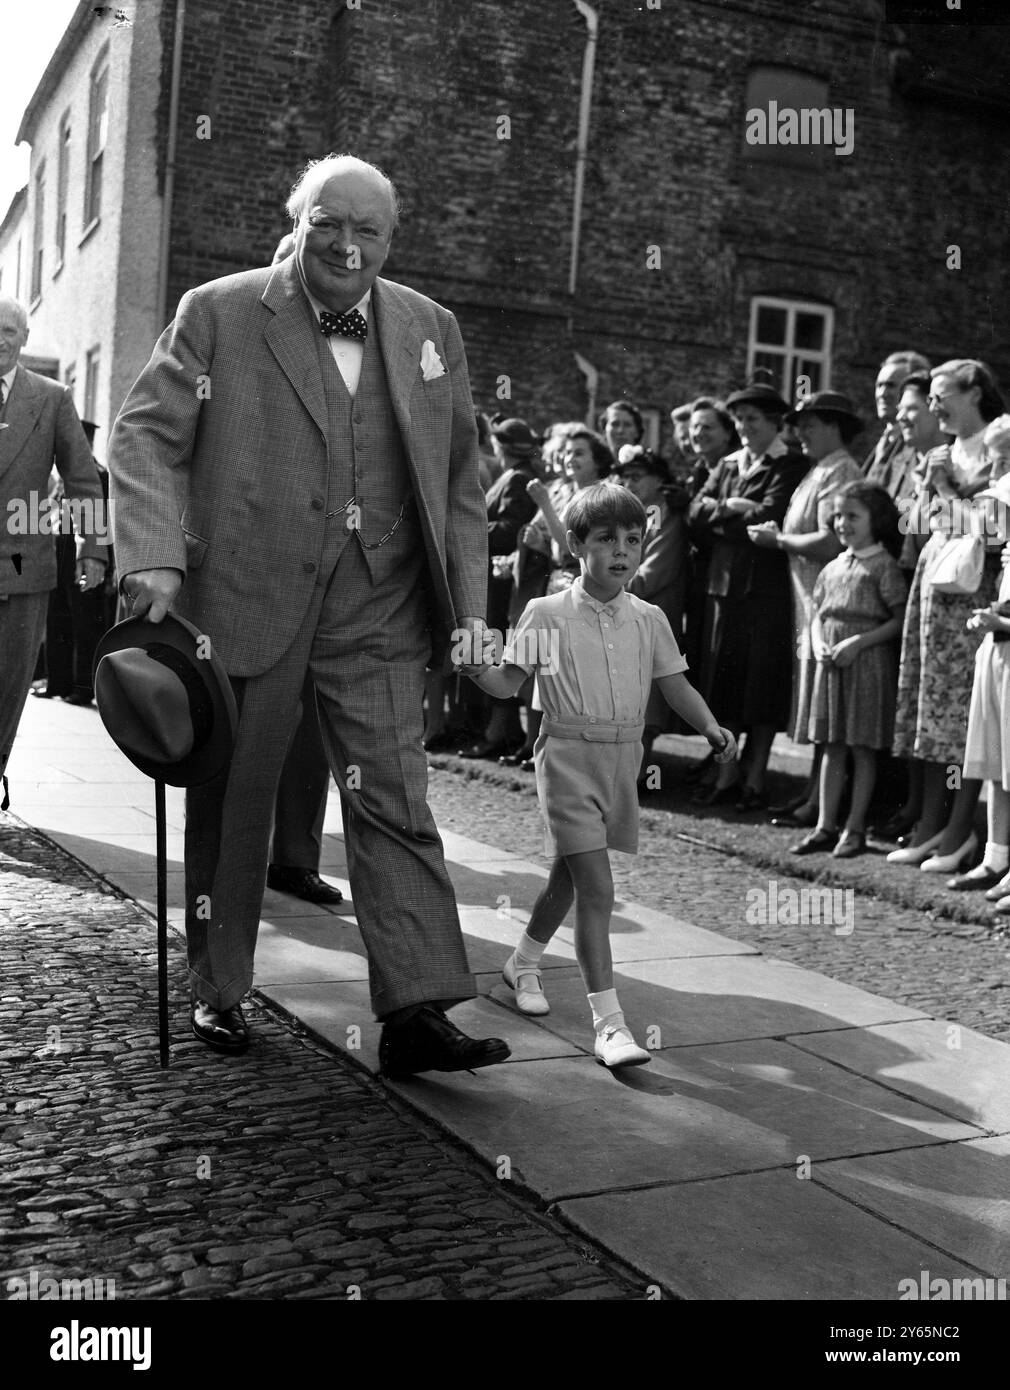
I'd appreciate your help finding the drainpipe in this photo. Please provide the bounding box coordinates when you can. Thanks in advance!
[568,0,597,300]
[574,351,598,427]
[157,0,186,327]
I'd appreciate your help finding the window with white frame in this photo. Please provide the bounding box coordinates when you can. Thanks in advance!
[30,162,45,302]
[746,297,833,402]
[84,345,100,421]
[56,110,71,268]
[85,50,109,229]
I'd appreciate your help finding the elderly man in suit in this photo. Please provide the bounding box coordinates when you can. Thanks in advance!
[0,295,107,808]
[109,154,510,1075]
[862,350,931,498]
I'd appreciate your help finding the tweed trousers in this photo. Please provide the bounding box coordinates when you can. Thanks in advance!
[184,535,477,1016]
[0,591,50,784]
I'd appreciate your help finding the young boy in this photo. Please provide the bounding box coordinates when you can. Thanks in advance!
[463,483,736,1067]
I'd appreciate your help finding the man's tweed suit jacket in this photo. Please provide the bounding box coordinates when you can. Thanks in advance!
[109,256,488,676]
[1,368,105,597]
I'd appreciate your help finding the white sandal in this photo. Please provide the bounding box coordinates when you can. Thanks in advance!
[502,952,550,1015]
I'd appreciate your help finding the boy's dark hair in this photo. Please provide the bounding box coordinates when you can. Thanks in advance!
[568,426,614,477]
[564,483,648,541]
[833,479,902,558]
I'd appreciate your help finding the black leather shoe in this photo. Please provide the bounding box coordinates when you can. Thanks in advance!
[457,739,518,760]
[422,730,458,753]
[500,746,535,766]
[946,865,1006,892]
[691,781,740,807]
[267,865,343,905]
[379,1006,511,1078]
[790,828,838,856]
[191,1000,250,1053]
[770,807,818,829]
[63,691,94,706]
[735,786,768,813]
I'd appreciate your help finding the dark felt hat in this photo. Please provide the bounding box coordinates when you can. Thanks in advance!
[93,613,238,787]
[616,444,670,480]
[489,415,541,453]
[785,390,862,431]
[725,384,791,416]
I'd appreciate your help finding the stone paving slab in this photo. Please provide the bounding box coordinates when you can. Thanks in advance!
[813,1136,1010,1277]
[475,956,928,1056]
[787,1021,1010,1133]
[557,1170,988,1300]
[254,919,371,987]
[42,830,188,873]
[265,981,582,1067]
[350,1045,981,1202]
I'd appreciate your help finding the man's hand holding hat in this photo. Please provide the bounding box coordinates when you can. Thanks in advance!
[123,567,184,623]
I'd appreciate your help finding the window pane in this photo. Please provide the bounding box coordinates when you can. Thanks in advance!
[756,305,787,345]
[797,358,824,391]
[752,350,787,394]
[795,311,825,351]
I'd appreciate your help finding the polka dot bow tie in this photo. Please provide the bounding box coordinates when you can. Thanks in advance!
[319,308,367,341]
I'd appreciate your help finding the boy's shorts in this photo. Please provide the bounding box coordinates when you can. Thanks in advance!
[535,737,641,857]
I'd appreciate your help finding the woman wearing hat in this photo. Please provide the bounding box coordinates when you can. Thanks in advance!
[456,415,543,759]
[617,444,689,777]
[748,392,863,826]
[687,384,807,809]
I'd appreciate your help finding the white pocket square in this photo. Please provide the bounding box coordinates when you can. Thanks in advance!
[420,340,446,381]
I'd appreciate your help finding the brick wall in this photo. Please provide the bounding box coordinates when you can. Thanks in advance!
[163,0,1010,450]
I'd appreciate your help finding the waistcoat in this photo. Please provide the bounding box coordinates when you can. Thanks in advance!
[315,307,420,583]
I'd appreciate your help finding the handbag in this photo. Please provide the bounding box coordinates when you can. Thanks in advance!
[929,534,984,595]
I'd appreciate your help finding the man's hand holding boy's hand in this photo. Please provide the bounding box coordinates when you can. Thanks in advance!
[707,726,738,764]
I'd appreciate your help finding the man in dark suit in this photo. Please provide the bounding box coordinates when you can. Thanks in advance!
[0,296,108,808]
[109,155,510,1074]
[862,350,931,498]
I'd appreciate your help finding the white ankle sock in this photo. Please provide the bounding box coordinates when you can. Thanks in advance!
[587,988,622,1034]
[515,931,547,968]
[983,842,1009,873]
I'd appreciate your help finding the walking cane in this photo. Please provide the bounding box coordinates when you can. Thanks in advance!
[93,613,238,1067]
[155,779,169,1068]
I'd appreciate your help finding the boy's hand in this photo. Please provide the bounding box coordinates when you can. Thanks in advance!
[708,727,738,764]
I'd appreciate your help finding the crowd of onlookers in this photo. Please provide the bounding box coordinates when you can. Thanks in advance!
[428,354,1010,917]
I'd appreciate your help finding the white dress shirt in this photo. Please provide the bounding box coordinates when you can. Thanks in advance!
[0,364,16,414]
[300,281,371,399]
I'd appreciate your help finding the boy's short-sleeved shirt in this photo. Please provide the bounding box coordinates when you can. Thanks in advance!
[502,576,687,723]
